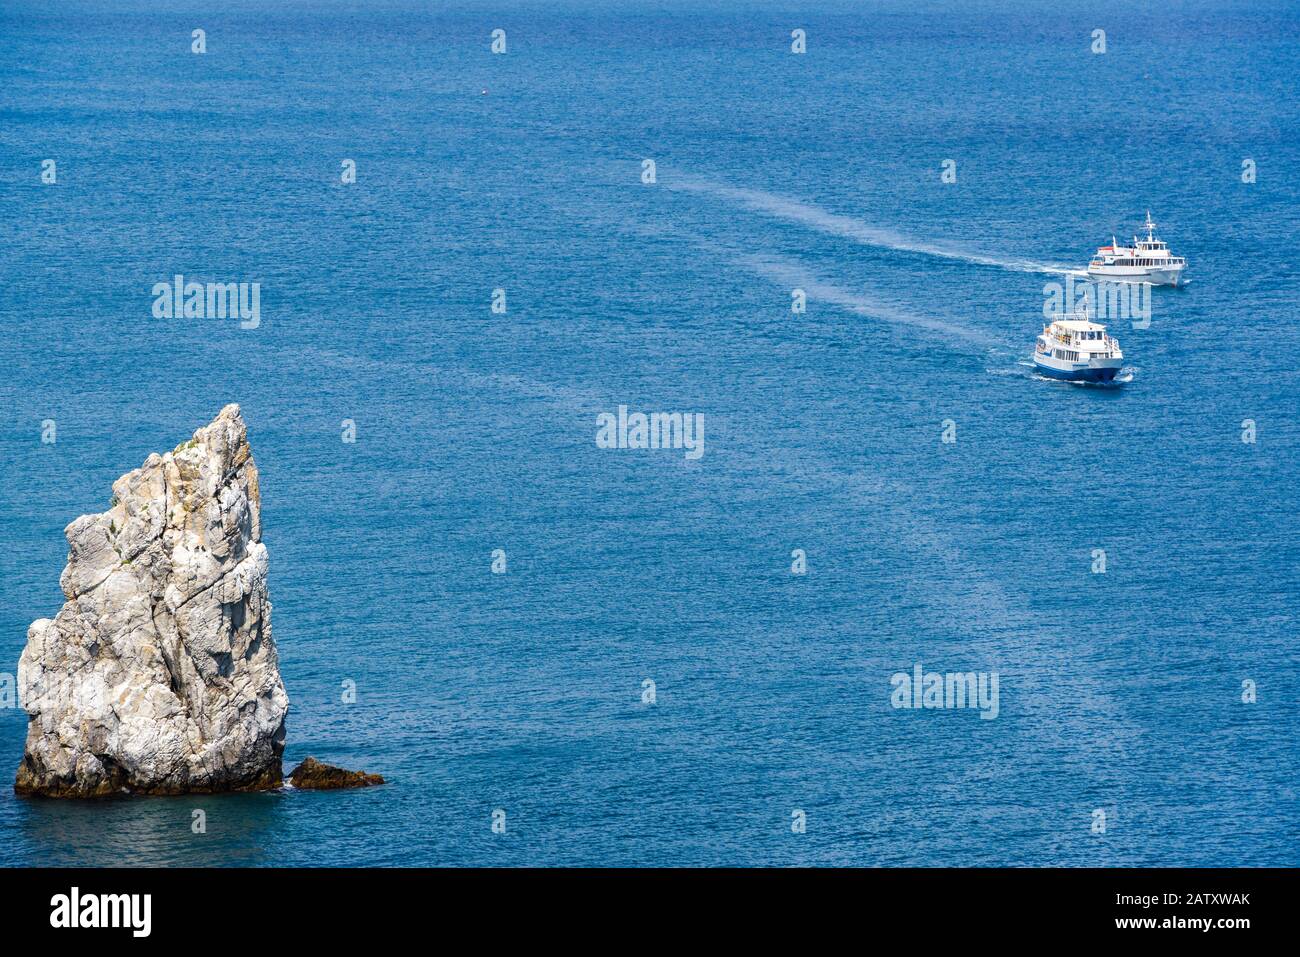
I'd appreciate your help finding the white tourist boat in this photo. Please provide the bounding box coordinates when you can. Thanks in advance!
[1087,212,1187,286]
[1033,311,1124,383]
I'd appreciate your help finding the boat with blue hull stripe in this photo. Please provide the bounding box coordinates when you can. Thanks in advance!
[1033,310,1125,384]
[1034,363,1119,383]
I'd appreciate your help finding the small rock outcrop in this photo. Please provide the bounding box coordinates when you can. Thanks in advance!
[15,405,288,797]
[288,757,384,790]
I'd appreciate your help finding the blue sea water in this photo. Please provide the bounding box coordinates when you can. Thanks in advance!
[1,0,1297,866]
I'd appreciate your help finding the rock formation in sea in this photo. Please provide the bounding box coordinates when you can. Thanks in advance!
[288,757,384,790]
[15,405,289,797]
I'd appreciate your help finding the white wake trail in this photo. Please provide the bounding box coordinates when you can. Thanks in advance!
[734,253,1007,346]
[549,194,1009,348]
[671,176,1080,277]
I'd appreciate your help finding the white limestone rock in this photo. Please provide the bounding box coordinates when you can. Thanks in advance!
[15,405,288,797]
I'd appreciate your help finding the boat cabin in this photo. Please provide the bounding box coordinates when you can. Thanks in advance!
[1042,318,1119,356]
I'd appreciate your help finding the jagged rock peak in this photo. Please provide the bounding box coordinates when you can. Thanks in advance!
[15,404,289,797]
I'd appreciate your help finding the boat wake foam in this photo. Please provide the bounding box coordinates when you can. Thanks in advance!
[734,252,1002,345]
[670,176,1079,276]
[555,191,1012,349]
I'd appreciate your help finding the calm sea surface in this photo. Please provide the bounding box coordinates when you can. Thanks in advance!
[0,0,1296,866]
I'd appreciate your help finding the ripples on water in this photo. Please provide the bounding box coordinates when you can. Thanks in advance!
[0,0,1296,866]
